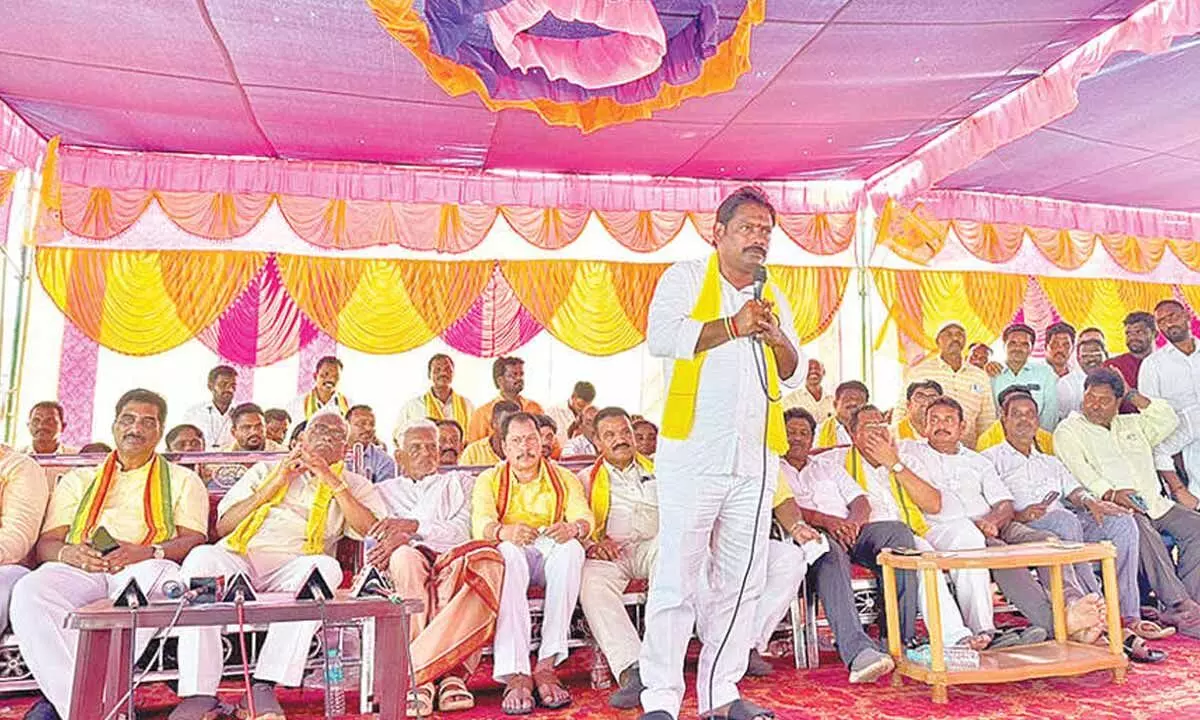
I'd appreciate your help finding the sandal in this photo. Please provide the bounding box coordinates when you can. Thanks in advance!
[1123,629,1168,664]
[702,699,776,720]
[1127,618,1176,640]
[501,675,534,716]
[531,666,572,709]
[406,682,435,718]
[437,676,475,712]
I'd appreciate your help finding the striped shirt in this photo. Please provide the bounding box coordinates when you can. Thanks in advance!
[901,355,996,449]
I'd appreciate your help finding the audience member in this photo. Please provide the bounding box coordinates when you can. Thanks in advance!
[783,359,835,422]
[434,419,465,466]
[1108,311,1156,395]
[347,405,397,483]
[1045,322,1076,379]
[547,381,596,446]
[22,402,76,456]
[1140,300,1200,491]
[902,322,996,449]
[466,357,544,443]
[397,354,475,437]
[967,342,992,370]
[815,381,868,448]
[181,365,238,449]
[288,356,350,421]
[460,401,520,467]
[632,419,658,458]
[534,414,561,459]
[1058,339,1108,421]
[263,408,291,446]
[991,324,1058,429]
[896,380,941,440]
[561,405,599,456]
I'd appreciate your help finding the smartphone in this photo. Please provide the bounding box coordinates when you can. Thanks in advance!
[90,526,120,556]
[1130,494,1151,513]
[1042,491,1060,505]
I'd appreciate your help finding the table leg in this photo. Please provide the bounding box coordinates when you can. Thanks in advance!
[922,565,947,705]
[70,628,112,720]
[104,627,134,718]
[1049,564,1067,643]
[375,614,407,720]
[1100,555,1127,682]
[881,564,902,687]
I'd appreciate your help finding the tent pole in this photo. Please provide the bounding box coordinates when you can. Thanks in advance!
[3,244,30,444]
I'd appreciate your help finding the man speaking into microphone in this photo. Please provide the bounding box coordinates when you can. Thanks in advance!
[639,187,802,720]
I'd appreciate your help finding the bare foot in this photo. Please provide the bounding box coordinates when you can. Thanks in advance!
[501,674,534,715]
[958,633,991,651]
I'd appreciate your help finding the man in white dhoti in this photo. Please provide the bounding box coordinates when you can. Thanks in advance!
[470,412,593,715]
[13,390,209,720]
[639,186,802,720]
[170,412,384,720]
[1140,299,1200,497]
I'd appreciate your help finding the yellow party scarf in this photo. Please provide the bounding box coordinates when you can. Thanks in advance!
[303,390,349,420]
[816,417,850,449]
[492,458,565,525]
[225,461,344,555]
[896,417,918,441]
[424,390,469,427]
[843,448,928,536]
[586,454,655,541]
[661,254,787,455]
[68,453,175,545]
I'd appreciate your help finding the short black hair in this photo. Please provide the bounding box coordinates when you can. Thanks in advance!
[834,380,869,402]
[632,418,658,432]
[492,356,524,387]
[500,412,538,442]
[207,365,236,386]
[1154,299,1186,314]
[434,418,464,438]
[847,404,884,432]
[716,186,776,227]
[1083,367,1126,397]
[1045,321,1076,343]
[1002,323,1036,343]
[79,442,112,454]
[165,424,203,447]
[264,408,291,424]
[533,414,557,433]
[593,406,630,432]
[427,353,453,374]
[926,396,964,422]
[1077,338,1106,354]
[315,355,343,373]
[783,407,817,433]
[573,381,597,404]
[230,402,264,426]
[492,400,521,423]
[29,400,65,425]
[905,380,943,402]
[1079,326,1105,339]
[346,404,374,421]
[116,389,167,424]
[1124,311,1156,331]
[998,386,1038,414]
[289,420,308,446]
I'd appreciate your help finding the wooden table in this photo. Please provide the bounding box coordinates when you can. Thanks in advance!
[65,590,423,720]
[878,541,1128,704]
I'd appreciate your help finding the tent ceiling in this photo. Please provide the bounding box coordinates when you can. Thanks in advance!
[0,0,1154,184]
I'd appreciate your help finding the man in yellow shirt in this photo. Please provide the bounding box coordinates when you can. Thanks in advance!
[466,357,544,443]
[12,389,209,720]
[171,412,385,720]
[461,401,520,467]
[471,412,593,714]
[901,322,997,449]
[0,445,49,630]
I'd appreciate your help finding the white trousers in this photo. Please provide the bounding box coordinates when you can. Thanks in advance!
[640,469,775,716]
[175,545,343,696]
[492,536,585,680]
[923,519,996,633]
[912,536,972,645]
[749,540,819,653]
[0,564,30,632]
[10,559,181,715]
[579,539,658,679]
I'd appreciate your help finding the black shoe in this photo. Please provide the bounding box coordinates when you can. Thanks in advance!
[610,666,646,709]
[638,712,675,720]
[23,698,61,720]
[745,649,774,677]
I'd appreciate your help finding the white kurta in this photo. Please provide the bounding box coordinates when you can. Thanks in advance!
[1139,342,1200,490]
[375,471,474,553]
[639,257,803,716]
[982,442,1081,512]
[180,400,234,449]
[1057,369,1086,423]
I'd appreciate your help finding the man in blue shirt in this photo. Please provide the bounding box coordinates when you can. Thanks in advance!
[992,323,1059,430]
[347,404,397,482]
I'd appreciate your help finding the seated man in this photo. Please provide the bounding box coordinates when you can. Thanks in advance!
[534,415,561,459]
[814,381,869,448]
[171,412,385,720]
[1055,368,1200,638]
[977,384,1054,454]
[346,405,397,482]
[22,401,78,486]
[561,405,599,457]
[166,423,212,486]
[908,397,1103,644]
[460,401,520,467]
[209,403,284,491]
[0,445,50,631]
[434,419,465,466]
[471,412,593,714]
[264,408,292,447]
[632,419,658,459]
[372,420,503,715]
[895,380,942,440]
[13,389,209,720]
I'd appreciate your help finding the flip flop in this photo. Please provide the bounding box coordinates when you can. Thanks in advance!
[531,667,572,709]
[1127,619,1176,640]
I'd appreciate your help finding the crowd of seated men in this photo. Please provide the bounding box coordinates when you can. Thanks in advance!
[5,303,1200,718]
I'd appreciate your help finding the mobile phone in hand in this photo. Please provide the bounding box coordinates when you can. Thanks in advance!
[90,526,120,556]
[1129,494,1150,513]
[1042,491,1060,506]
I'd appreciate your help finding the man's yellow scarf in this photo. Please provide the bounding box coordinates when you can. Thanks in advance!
[844,448,928,536]
[587,455,654,541]
[225,461,344,555]
[816,417,849,449]
[661,254,787,455]
[492,458,565,524]
[303,390,349,420]
[68,453,175,545]
[897,417,918,440]
[424,390,469,428]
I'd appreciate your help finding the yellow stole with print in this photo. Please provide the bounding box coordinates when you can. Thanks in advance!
[661,254,787,454]
[424,390,469,427]
[225,461,344,555]
[587,454,654,541]
[844,448,928,536]
[68,453,175,545]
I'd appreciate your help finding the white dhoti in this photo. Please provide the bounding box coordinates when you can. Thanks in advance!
[749,538,827,653]
[10,559,182,715]
[492,536,585,680]
[922,519,996,633]
[579,539,657,679]
[175,545,343,696]
[640,470,774,716]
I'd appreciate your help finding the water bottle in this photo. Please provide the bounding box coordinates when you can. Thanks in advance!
[323,624,347,715]
[589,648,613,690]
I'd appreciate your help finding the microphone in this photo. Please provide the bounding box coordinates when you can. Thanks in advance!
[162,580,199,603]
[752,265,767,302]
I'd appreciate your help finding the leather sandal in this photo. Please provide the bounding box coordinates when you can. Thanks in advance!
[437,676,475,712]
[531,666,572,709]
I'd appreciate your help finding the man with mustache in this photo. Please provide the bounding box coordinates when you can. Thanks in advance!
[896,380,941,440]
[535,415,562,459]
[208,403,287,491]
[639,186,802,720]
[371,419,503,715]
[347,405,397,483]
[397,354,475,439]
[547,381,597,446]
[264,408,292,447]
[170,412,385,720]
[182,365,238,449]
[991,323,1059,430]
[968,343,993,371]
[14,389,209,720]
[1058,338,1109,422]
[467,357,544,443]
[1107,312,1156,393]
[1045,322,1077,380]
[901,322,996,449]
[471,412,593,714]
[814,381,868,449]
[435,419,465,466]
[288,355,351,421]
[1140,300,1200,493]
[22,401,77,456]
[1054,368,1200,639]
[460,401,520,467]
[783,359,835,422]
[907,397,1105,646]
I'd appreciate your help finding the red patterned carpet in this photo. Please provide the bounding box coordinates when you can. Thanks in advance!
[2,638,1196,719]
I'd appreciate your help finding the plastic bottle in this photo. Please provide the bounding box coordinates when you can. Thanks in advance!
[323,624,347,715]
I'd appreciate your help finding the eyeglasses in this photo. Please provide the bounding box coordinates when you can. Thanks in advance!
[308,425,348,443]
[116,414,160,430]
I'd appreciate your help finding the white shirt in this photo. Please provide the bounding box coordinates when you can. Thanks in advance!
[782,387,835,422]
[782,456,864,520]
[647,258,803,478]
[395,391,475,435]
[181,401,234,449]
[546,406,577,445]
[562,435,597,457]
[982,441,1081,512]
[819,447,917,525]
[578,460,658,546]
[1139,342,1200,470]
[903,441,1013,523]
[375,471,474,554]
[1057,369,1086,423]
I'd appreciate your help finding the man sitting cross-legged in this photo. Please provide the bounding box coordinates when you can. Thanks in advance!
[14,389,209,720]
[171,411,385,720]
[371,419,505,716]
[471,412,594,715]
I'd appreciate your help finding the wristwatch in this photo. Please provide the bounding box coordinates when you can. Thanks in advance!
[890,461,905,474]
[151,544,165,560]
